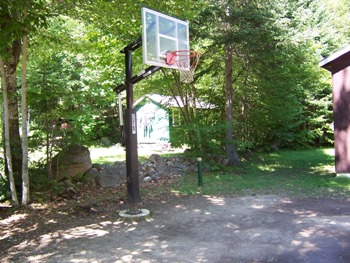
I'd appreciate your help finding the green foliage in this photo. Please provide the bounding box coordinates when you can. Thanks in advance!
[1,0,349,206]
[29,160,65,201]
[170,109,226,154]
[0,0,51,58]
[187,0,342,151]
[0,177,10,201]
[4,0,349,173]
[26,15,122,155]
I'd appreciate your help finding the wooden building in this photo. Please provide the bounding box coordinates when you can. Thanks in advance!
[134,95,170,144]
[320,45,350,173]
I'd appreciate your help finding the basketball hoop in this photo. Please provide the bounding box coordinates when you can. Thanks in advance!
[166,50,201,83]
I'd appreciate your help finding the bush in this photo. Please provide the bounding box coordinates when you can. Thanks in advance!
[0,177,10,201]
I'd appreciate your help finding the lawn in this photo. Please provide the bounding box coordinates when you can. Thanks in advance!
[171,148,350,198]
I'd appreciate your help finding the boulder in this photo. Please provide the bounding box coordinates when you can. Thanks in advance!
[49,144,92,180]
[82,168,100,186]
[95,163,126,188]
[149,154,165,165]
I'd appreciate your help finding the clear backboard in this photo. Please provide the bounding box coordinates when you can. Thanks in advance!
[142,7,189,69]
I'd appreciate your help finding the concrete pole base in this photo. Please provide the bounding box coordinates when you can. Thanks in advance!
[119,209,151,219]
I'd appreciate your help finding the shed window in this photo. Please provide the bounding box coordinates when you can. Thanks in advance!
[171,108,182,126]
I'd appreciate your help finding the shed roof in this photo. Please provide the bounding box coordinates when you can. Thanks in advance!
[134,94,216,109]
[319,45,350,73]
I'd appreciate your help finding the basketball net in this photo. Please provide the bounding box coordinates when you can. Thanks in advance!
[166,50,201,83]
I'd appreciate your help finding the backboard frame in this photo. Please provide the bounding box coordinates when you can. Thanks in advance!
[141,7,190,69]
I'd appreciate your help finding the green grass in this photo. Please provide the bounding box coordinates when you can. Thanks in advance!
[92,154,149,163]
[172,148,350,198]
[92,155,124,163]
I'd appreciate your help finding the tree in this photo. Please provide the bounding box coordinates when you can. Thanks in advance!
[194,0,274,162]
[27,15,124,153]
[224,43,240,164]
[21,3,29,206]
[0,0,51,203]
[0,58,19,206]
[190,0,347,153]
[0,1,27,202]
[0,31,22,185]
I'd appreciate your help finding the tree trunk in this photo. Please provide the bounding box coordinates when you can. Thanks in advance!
[225,44,240,165]
[21,29,30,206]
[0,58,19,206]
[1,40,23,184]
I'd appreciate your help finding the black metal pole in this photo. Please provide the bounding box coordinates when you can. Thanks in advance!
[124,49,141,214]
[125,49,133,109]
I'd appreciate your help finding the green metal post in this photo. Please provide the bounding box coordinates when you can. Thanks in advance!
[197,157,203,186]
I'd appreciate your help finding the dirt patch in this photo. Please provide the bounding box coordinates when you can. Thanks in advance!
[1,184,350,263]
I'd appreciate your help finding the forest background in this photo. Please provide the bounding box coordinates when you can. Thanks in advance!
[0,0,349,205]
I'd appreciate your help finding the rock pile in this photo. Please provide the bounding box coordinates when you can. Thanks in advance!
[84,153,200,188]
[140,154,198,183]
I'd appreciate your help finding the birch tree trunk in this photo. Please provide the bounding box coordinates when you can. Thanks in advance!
[0,59,19,206]
[21,29,30,206]
[0,40,22,184]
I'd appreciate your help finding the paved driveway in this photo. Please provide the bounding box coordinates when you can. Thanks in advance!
[2,195,350,263]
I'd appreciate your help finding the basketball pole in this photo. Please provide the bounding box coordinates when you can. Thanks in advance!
[115,37,161,216]
[124,48,141,214]
[115,7,192,217]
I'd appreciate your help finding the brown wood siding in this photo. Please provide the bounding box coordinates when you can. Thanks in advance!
[320,46,350,173]
[332,66,350,173]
